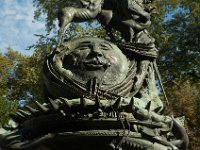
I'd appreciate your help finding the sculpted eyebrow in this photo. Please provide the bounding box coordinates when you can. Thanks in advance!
[75,41,92,50]
[79,41,91,46]
[100,42,113,49]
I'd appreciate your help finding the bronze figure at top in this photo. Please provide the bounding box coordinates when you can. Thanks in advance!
[0,0,189,150]
[57,0,154,48]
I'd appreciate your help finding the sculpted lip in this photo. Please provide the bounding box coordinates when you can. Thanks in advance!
[83,58,105,69]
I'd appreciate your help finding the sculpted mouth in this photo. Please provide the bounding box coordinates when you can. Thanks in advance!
[83,59,105,69]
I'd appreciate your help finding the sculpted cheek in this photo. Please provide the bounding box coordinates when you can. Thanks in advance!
[108,55,119,64]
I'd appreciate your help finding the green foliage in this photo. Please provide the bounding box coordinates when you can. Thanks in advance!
[0,48,47,103]
[0,49,20,125]
[0,97,18,126]
[0,43,56,124]
[0,49,26,99]
[165,79,200,150]
[166,80,199,125]
[152,1,200,80]
[151,1,200,148]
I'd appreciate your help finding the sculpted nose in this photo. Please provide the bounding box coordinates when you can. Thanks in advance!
[91,44,103,57]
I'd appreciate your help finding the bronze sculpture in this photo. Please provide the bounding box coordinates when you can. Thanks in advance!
[57,0,154,48]
[0,1,189,150]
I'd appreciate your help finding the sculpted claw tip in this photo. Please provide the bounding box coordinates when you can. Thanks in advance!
[48,98,59,111]
[145,101,151,111]
[33,101,49,113]
[80,96,87,108]
[95,95,101,108]
[18,109,31,117]
[5,134,21,141]
[59,97,71,109]
[24,105,39,114]
[129,97,135,111]
[112,97,121,110]
[16,112,25,118]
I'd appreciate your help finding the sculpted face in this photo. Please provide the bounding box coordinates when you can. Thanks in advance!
[80,0,102,11]
[57,38,129,84]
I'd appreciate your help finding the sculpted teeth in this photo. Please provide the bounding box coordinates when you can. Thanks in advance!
[33,100,49,113]
[18,109,31,117]
[7,98,153,150]
[112,97,121,111]
[48,98,59,111]
[95,95,101,108]
[59,97,72,109]
[9,97,137,125]
[25,105,39,114]
[80,96,87,108]
[15,112,26,119]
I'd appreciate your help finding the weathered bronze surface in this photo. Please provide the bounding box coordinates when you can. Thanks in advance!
[57,0,155,49]
[0,0,189,150]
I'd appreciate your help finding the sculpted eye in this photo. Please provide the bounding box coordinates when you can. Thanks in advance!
[78,46,90,50]
[81,41,91,45]
[77,41,92,50]
[100,43,112,50]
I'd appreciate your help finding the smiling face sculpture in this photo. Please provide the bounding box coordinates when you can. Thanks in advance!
[44,37,130,99]
[62,38,128,83]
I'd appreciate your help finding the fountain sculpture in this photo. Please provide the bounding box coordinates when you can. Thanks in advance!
[0,0,189,150]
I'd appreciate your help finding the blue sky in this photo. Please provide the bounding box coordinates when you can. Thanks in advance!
[0,0,46,55]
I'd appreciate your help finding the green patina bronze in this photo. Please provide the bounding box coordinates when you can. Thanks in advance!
[0,0,189,150]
